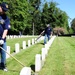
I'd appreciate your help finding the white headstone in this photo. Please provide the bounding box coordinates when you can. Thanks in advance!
[20,67,31,75]
[10,35,13,39]
[35,54,41,72]
[6,46,10,59]
[15,43,20,53]
[35,38,37,43]
[7,35,9,39]
[22,41,26,49]
[41,48,46,61]
[28,40,31,47]
[45,44,48,55]
[32,39,34,45]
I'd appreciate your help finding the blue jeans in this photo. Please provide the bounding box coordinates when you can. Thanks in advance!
[0,42,7,65]
[44,34,50,44]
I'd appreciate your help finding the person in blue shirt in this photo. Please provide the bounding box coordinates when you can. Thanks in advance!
[0,2,10,71]
[44,24,52,44]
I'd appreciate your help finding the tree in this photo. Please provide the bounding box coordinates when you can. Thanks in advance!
[41,2,59,27]
[41,1,69,34]
[28,0,41,35]
[41,2,49,25]
[3,0,30,34]
[0,0,69,35]
[71,18,75,33]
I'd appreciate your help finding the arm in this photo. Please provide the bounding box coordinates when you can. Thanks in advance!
[0,30,8,45]
[40,30,45,35]
[2,17,10,39]
[36,30,45,41]
[2,29,8,39]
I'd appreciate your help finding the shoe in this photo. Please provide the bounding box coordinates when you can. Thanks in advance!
[3,68,8,72]
[0,63,8,71]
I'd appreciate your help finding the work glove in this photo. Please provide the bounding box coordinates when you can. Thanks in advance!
[0,39,4,45]
[0,19,5,24]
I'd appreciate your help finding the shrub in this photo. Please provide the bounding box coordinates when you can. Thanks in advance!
[53,27,66,35]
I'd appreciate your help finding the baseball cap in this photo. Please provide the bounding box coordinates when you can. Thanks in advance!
[0,2,8,12]
[47,24,50,27]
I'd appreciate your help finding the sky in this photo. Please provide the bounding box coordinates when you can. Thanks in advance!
[42,0,75,26]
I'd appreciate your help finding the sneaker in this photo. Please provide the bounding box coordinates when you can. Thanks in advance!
[3,68,8,72]
[0,63,8,71]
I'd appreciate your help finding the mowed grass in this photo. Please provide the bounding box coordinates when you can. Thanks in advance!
[7,36,37,53]
[39,37,75,75]
[0,36,75,75]
[0,38,44,75]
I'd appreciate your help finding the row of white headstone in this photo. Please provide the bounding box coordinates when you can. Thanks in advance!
[7,35,40,39]
[35,36,56,72]
[5,36,44,75]
[20,36,56,75]
[7,35,26,39]
[6,36,44,59]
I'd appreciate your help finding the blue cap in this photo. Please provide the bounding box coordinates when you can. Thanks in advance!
[0,2,8,12]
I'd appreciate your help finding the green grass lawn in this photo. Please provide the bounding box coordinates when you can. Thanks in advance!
[39,37,75,75]
[0,36,75,75]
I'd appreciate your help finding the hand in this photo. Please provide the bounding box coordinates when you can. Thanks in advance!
[0,40,4,45]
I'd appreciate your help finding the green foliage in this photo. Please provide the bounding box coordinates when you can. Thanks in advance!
[69,27,74,34]
[1,0,30,34]
[41,1,69,33]
[28,0,41,35]
[10,0,29,33]
[0,1,69,35]
[71,18,75,33]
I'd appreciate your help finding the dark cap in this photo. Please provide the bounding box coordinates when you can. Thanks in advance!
[0,2,8,12]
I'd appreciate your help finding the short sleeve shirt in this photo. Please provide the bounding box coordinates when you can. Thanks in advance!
[0,14,10,41]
